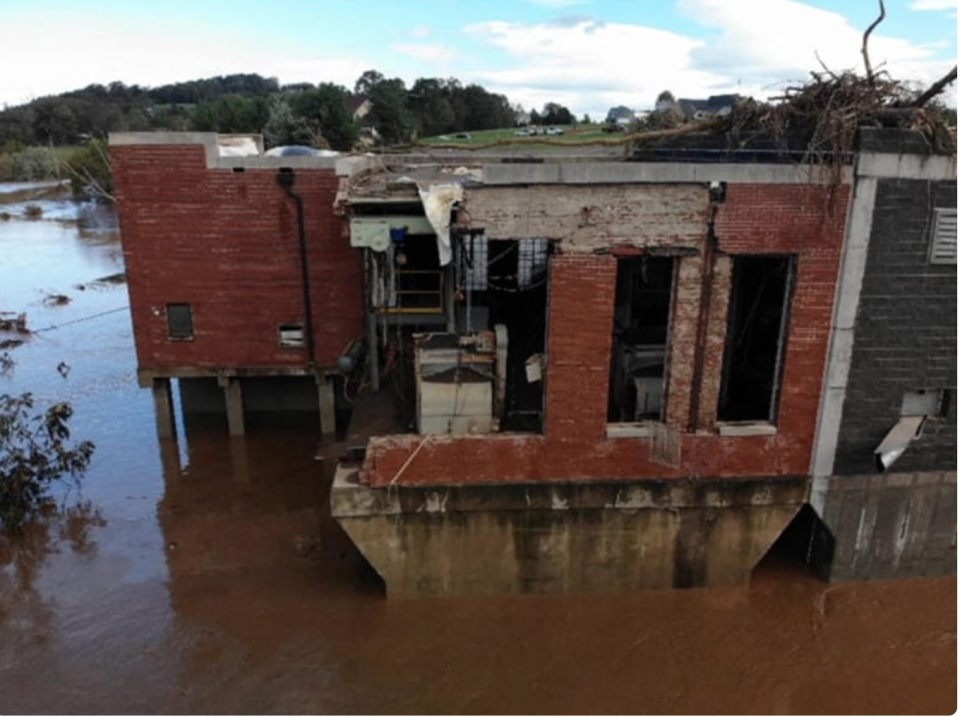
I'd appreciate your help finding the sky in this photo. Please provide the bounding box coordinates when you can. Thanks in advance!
[0,0,956,117]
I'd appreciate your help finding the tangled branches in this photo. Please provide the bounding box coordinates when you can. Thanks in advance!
[721,67,956,168]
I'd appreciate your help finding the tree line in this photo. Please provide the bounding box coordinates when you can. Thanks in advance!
[0,71,574,152]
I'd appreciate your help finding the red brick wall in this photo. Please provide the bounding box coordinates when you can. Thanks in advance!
[362,182,850,486]
[112,144,364,371]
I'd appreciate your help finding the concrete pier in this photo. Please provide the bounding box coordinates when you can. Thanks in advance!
[151,378,176,439]
[317,375,336,440]
[331,465,807,598]
[221,377,245,437]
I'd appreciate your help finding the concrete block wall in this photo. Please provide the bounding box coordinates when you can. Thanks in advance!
[833,178,957,474]
[360,181,850,486]
[819,471,956,580]
[111,141,365,372]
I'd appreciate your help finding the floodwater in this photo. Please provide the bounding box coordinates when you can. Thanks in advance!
[0,185,955,715]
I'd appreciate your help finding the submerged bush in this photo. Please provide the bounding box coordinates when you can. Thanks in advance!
[0,393,95,533]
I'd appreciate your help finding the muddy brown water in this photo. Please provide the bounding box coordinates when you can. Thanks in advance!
[0,189,955,715]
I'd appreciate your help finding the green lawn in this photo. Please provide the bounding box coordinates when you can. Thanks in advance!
[418,124,617,148]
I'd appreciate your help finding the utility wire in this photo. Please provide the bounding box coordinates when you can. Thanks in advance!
[32,306,128,334]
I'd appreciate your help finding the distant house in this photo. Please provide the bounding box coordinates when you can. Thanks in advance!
[605,106,635,125]
[676,94,741,121]
[654,97,676,113]
[348,94,373,122]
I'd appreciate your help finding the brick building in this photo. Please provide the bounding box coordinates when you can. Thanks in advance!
[111,133,363,438]
[110,130,956,597]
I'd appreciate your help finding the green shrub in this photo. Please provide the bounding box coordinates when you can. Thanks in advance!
[11,147,58,181]
[63,140,113,202]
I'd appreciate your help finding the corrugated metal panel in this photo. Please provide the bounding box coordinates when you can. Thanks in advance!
[929,208,957,265]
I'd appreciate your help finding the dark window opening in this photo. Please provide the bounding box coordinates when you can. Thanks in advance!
[458,235,551,432]
[166,303,193,339]
[607,256,674,423]
[718,256,794,423]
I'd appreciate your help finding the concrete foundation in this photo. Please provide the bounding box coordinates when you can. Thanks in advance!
[817,471,957,581]
[222,377,245,437]
[332,466,807,597]
[151,378,176,439]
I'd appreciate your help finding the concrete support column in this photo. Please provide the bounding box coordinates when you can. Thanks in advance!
[221,377,245,437]
[151,378,176,440]
[317,374,337,440]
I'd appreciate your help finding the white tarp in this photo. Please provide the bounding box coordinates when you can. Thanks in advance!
[875,415,925,472]
[417,183,463,266]
[217,137,260,157]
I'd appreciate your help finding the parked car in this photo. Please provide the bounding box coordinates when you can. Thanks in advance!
[455,132,472,140]
[514,128,532,137]
[546,126,564,136]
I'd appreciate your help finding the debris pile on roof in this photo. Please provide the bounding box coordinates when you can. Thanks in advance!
[719,69,956,159]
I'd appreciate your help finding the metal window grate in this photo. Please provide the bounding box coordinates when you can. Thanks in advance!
[930,208,957,265]
[517,238,549,288]
[462,236,548,291]
[464,235,488,290]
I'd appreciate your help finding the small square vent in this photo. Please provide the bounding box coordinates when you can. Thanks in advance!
[929,208,957,265]
[279,324,305,348]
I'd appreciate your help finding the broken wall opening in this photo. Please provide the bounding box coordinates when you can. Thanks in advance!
[459,234,551,432]
[718,255,794,423]
[608,256,674,423]
[752,504,835,581]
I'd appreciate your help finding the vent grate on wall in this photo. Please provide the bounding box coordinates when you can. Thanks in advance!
[929,208,957,265]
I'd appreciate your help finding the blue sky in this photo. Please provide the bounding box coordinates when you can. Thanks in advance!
[0,0,956,115]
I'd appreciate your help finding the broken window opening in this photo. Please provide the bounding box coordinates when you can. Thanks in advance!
[607,256,674,424]
[457,234,552,433]
[718,255,794,424]
[166,303,193,340]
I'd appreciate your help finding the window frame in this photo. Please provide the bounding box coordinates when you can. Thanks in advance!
[165,303,194,340]
[606,254,677,429]
[716,254,796,427]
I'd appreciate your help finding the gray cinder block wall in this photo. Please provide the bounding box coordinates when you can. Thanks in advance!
[812,129,956,581]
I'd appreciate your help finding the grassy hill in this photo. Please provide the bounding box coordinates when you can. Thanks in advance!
[418,124,616,148]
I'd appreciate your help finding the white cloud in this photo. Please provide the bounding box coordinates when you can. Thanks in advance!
[463,18,731,116]
[679,0,955,102]
[909,0,956,10]
[0,14,369,107]
[462,1,955,118]
[392,43,459,63]
[410,25,431,38]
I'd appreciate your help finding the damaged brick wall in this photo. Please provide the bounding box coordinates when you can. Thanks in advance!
[461,184,709,251]
[112,144,365,371]
[362,181,850,487]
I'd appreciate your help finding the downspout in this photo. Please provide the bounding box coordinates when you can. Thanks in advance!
[277,168,317,367]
